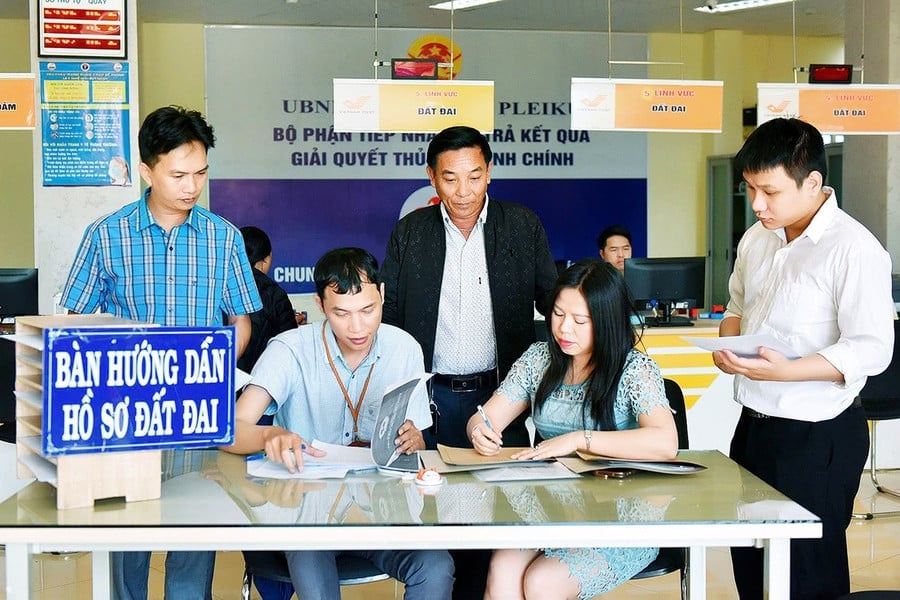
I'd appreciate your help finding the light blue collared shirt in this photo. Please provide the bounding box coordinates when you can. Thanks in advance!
[250,321,432,445]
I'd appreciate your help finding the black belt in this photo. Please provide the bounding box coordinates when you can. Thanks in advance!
[744,396,862,420]
[432,370,498,393]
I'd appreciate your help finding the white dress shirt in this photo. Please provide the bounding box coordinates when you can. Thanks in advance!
[432,197,497,375]
[724,189,895,421]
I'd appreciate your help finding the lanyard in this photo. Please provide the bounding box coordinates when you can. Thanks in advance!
[322,321,375,442]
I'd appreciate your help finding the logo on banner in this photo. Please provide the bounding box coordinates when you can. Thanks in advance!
[766,100,792,114]
[580,95,608,108]
[343,95,373,110]
[399,185,441,219]
[407,35,462,80]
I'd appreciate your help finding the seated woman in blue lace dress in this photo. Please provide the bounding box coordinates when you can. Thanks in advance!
[467,258,678,600]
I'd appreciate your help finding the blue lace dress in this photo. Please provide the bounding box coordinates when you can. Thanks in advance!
[497,342,670,599]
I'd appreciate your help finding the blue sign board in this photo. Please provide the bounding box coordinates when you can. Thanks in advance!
[42,326,236,455]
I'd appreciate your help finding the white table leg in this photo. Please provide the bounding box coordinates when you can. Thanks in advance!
[4,543,33,600]
[685,546,706,600]
[92,550,112,600]
[763,538,791,600]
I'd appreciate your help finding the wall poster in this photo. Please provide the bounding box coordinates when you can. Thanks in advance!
[40,60,131,187]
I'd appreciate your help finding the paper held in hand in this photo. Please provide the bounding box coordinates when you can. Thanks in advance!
[682,334,800,359]
[370,375,431,473]
[247,374,431,479]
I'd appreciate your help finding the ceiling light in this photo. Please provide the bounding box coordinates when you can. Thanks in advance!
[695,0,794,14]
[430,0,505,10]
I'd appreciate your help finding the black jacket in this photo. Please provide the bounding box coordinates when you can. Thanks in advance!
[238,268,297,372]
[381,199,557,377]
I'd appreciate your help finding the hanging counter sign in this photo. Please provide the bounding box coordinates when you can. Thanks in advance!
[333,79,494,133]
[0,74,36,129]
[571,78,723,133]
[39,0,126,59]
[757,83,900,134]
[42,326,236,455]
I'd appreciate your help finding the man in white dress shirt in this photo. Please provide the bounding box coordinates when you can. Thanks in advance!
[713,118,894,600]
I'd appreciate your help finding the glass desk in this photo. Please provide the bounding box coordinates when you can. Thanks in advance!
[0,449,820,600]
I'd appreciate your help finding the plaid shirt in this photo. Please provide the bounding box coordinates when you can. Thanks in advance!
[60,188,261,326]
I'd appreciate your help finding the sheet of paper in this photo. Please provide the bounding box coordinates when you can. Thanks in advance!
[682,334,801,359]
[308,440,376,470]
[245,439,376,480]
[472,462,580,482]
[246,458,349,480]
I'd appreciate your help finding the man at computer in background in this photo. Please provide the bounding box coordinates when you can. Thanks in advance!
[380,124,557,599]
[712,117,894,600]
[597,224,632,274]
[222,247,454,600]
[59,105,262,600]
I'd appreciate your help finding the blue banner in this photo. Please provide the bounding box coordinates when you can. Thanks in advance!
[211,178,647,295]
[42,326,235,455]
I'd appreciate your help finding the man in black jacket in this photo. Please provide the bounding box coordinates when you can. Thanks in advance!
[382,125,556,448]
[381,125,557,599]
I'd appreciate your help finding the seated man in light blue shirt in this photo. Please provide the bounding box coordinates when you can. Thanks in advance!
[222,247,454,600]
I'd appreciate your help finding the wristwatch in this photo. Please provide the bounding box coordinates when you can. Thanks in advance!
[583,429,593,451]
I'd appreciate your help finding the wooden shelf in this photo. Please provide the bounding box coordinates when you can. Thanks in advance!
[15,315,162,510]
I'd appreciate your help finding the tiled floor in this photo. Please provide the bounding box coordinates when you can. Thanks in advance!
[3,471,899,599]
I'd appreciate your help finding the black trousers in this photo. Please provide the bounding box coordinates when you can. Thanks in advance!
[423,376,530,600]
[729,403,869,600]
[423,377,530,449]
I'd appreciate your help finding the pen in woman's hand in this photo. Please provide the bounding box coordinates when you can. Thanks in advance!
[476,404,493,431]
[476,404,501,447]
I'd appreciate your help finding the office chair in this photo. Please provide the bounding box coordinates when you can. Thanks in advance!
[628,378,689,599]
[853,319,900,520]
[240,550,393,600]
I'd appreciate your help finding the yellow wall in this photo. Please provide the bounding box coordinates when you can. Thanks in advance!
[646,30,842,257]
[0,20,843,266]
[0,19,34,267]
[137,22,208,206]
[138,23,206,124]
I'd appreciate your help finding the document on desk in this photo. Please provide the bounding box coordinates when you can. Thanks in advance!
[567,451,708,475]
[682,334,801,359]
[437,444,551,467]
[370,375,429,473]
[245,440,375,480]
[472,462,579,482]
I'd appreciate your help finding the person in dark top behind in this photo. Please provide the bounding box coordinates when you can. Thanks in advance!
[597,224,632,274]
[238,226,297,373]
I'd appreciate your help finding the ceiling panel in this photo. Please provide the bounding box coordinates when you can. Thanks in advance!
[2,0,847,37]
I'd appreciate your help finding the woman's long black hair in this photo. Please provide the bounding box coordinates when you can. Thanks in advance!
[534,259,641,430]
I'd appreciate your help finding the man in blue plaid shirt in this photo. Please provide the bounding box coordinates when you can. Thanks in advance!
[60,105,262,600]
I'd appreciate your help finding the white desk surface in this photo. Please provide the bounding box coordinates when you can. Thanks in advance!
[0,448,820,600]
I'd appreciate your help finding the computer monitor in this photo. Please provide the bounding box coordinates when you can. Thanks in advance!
[0,268,39,319]
[0,268,38,442]
[624,257,706,327]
